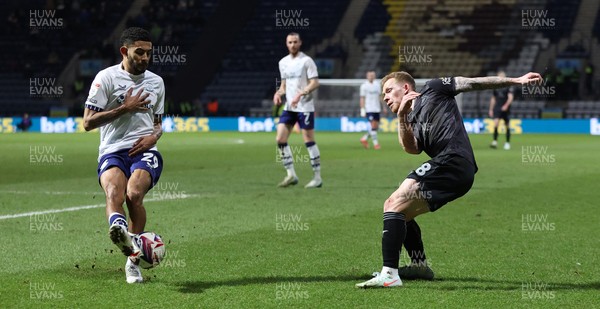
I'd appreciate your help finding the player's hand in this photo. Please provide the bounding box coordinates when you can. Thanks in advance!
[360,108,366,117]
[291,94,302,108]
[129,135,158,157]
[515,72,542,85]
[501,104,508,112]
[273,93,282,105]
[398,91,420,116]
[122,88,151,112]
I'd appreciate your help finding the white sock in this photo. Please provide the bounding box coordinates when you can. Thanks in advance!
[278,144,296,177]
[381,266,398,277]
[305,142,321,179]
[370,130,379,146]
[361,133,369,140]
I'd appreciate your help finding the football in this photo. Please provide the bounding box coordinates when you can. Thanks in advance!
[133,232,166,269]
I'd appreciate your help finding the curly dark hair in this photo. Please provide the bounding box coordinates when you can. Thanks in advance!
[120,27,151,46]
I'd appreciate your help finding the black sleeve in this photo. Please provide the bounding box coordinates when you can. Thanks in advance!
[426,77,458,98]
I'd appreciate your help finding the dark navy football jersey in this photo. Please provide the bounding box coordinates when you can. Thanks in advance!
[407,77,478,172]
[492,87,514,112]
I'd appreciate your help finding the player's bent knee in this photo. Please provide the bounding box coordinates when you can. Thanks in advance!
[126,189,145,206]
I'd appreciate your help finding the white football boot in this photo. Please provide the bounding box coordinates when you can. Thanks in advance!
[278,175,299,187]
[355,270,402,288]
[304,177,322,188]
[504,142,511,150]
[125,256,143,284]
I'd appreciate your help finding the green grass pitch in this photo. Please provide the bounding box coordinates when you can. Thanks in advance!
[0,131,598,308]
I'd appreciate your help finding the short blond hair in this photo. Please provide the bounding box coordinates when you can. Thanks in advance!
[381,71,416,91]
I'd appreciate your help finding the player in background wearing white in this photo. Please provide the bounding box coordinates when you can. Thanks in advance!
[488,70,514,150]
[83,27,165,284]
[359,71,385,149]
[273,32,321,188]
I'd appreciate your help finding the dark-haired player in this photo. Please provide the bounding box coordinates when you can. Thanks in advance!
[356,71,542,288]
[83,27,165,284]
[488,71,514,150]
[273,32,321,188]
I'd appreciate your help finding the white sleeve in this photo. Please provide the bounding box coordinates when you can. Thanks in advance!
[306,58,319,79]
[360,83,366,97]
[279,60,286,80]
[154,78,165,115]
[85,70,111,111]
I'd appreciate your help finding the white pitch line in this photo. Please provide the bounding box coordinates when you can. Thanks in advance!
[0,193,200,221]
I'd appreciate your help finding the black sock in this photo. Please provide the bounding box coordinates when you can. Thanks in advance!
[493,127,498,141]
[404,220,427,266]
[382,212,406,269]
[506,126,511,143]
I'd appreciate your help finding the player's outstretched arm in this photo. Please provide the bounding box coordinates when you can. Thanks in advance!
[455,72,542,93]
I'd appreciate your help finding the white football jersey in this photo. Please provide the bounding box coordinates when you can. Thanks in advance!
[279,52,319,112]
[85,64,165,161]
[360,80,382,113]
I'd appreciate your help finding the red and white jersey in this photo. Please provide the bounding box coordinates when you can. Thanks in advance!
[85,63,165,161]
[360,80,382,113]
[279,52,318,112]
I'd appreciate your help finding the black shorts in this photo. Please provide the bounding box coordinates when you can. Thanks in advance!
[492,110,510,122]
[406,155,475,212]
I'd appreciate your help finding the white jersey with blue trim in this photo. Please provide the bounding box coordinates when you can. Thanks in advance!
[85,63,165,161]
[279,52,319,113]
[360,80,381,113]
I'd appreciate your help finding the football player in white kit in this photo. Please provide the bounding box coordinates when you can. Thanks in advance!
[273,33,322,188]
[83,27,165,284]
[359,71,385,149]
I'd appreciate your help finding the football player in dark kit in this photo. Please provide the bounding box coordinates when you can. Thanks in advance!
[488,71,515,150]
[356,71,542,288]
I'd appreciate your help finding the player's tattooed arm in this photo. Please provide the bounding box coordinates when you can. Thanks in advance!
[152,114,163,141]
[455,76,515,92]
[455,72,542,92]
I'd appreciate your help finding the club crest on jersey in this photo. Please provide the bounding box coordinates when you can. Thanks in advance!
[144,83,156,94]
[117,94,125,104]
